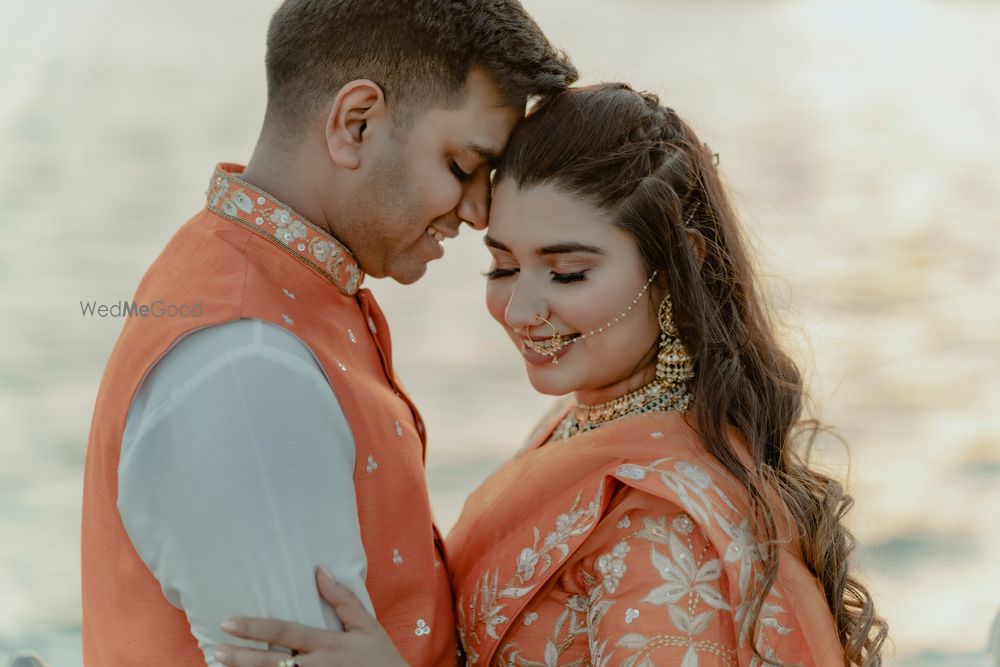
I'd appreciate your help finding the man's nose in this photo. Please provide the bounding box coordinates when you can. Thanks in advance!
[457,168,490,230]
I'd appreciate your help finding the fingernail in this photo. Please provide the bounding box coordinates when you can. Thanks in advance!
[214,649,229,662]
[318,565,335,582]
[221,619,238,632]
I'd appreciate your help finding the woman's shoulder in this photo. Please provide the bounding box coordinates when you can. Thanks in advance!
[604,422,753,524]
[593,429,783,573]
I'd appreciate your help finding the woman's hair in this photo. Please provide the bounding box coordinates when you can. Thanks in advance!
[496,83,887,666]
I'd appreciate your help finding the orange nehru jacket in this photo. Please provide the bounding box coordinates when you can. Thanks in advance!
[82,164,456,666]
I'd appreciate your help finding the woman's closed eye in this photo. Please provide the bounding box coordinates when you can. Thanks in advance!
[483,267,590,284]
[551,270,589,284]
[484,267,518,280]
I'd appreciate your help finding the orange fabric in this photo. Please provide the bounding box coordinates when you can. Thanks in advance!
[82,164,456,666]
[447,410,844,666]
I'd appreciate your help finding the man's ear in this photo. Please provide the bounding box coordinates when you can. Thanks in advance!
[325,79,386,169]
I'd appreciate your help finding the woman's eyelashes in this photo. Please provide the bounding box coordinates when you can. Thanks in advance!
[551,270,589,284]
[484,267,517,280]
[483,267,590,284]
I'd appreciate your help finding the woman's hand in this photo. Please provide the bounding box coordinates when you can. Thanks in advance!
[214,567,409,667]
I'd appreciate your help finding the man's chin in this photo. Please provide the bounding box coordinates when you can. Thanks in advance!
[388,262,429,285]
[359,257,429,285]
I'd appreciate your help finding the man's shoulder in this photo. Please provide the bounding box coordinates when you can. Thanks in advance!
[155,319,322,380]
[131,319,330,414]
[121,318,352,458]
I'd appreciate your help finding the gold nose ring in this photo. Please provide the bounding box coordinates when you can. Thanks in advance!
[524,315,567,364]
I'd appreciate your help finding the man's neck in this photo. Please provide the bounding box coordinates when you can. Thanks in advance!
[240,146,337,239]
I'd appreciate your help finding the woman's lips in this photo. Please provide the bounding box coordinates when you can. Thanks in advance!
[518,334,580,366]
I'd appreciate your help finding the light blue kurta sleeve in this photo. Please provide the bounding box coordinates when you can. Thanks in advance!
[118,318,372,666]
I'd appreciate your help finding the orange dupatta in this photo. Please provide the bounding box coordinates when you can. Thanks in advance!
[446,410,844,666]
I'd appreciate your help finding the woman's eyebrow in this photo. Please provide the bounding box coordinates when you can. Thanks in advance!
[484,238,605,256]
[538,243,605,256]
[484,235,510,251]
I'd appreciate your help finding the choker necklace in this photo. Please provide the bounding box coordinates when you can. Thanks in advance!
[550,376,692,441]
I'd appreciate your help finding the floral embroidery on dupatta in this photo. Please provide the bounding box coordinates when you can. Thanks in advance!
[602,457,796,666]
[614,458,759,601]
[206,165,364,296]
[584,513,737,667]
[497,594,590,667]
[457,485,605,665]
[458,456,800,666]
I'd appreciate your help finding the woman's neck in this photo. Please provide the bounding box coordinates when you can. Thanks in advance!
[573,361,658,407]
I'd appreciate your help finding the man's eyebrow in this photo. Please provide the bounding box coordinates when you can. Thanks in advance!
[484,235,510,251]
[463,142,500,168]
[538,243,606,256]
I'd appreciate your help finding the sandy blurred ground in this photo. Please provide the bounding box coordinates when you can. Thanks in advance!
[1,0,998,664]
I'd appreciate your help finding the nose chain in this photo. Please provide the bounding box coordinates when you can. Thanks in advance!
[523,271,658,364]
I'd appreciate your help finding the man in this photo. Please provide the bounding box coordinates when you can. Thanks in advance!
[80,1,576,664]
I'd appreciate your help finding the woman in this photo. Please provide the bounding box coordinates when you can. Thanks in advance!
[216,83,887,666]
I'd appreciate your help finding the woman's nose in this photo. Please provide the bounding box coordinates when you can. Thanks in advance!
[503,282,546,332]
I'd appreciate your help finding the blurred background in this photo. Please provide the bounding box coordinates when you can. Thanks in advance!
[1,0,998,664]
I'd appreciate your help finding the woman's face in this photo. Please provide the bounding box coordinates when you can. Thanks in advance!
[485,180,661,403]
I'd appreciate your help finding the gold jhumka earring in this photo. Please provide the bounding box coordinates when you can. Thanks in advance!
[655,294,695,388]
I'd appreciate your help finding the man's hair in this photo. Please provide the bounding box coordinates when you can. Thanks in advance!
[264,0,578,134]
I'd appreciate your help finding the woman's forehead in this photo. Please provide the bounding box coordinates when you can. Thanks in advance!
[488,182,633,255]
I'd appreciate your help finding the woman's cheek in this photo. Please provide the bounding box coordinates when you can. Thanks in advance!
[485,282,511,328]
